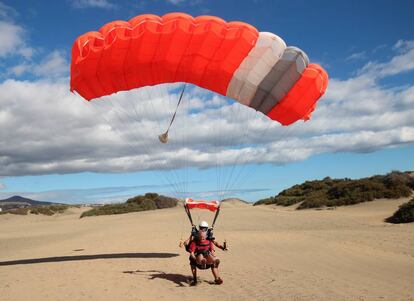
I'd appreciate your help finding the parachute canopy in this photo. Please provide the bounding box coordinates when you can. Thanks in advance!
[70,13,328,126]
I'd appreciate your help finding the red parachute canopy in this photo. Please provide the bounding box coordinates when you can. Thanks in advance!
[70,13,328,125]
[185,198,220,212]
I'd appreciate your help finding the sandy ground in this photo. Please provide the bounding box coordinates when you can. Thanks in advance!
[1,198,413,301]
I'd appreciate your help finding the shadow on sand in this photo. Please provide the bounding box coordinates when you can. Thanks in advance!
[123,269,191,287]
[0,253,179,266]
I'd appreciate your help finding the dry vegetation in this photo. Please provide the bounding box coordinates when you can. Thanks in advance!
[255,171,414,211]
[80,193,177,218]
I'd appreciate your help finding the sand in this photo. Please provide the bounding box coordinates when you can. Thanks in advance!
[1,198,413,301]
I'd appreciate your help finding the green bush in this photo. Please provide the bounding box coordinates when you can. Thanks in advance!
[30,205,69,216]
[80,193,177,218]
[385,198,414,223]
[254,171,414,210]
[5,207,30,215]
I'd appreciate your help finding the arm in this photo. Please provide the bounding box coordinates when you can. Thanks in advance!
[189,241,196,259]
[210,241,216,257]
[212,240,226,250]
[185,235,193,245]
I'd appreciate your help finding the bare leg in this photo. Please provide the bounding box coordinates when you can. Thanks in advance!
[211,267,223,284]
[196,254,206,269]
[190,264,197,285]
[206,254,220,267]
[206,254,222,284]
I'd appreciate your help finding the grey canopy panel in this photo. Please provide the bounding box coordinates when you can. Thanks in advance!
[248,47,309,114]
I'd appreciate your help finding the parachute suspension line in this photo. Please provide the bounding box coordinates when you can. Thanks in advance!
[154,86,182,196]
[126,87,184,196]
[159,83,187,144]
[220,97,244,198]
[227,119,295,196]
[76,97,183,196]
[215,94,223,201]
[184,88,189,197]
[223,104,241,198]
[122,87,186,196]
[215,96,251,200]
[137,86,186,196]
[224,114,273,195]
[152,85,188,196]
[164,83,188,196]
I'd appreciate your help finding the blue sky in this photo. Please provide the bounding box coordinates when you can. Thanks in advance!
[0,0,413,203]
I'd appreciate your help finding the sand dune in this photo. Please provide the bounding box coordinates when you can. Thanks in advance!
[1,198,413,301]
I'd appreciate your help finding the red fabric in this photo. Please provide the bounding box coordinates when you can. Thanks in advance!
[267,64,329,125]
[185,198,219,212]
[189,239,214,253]
[70,13,259,101]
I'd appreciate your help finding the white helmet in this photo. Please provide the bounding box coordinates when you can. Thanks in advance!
[199,221,208,228]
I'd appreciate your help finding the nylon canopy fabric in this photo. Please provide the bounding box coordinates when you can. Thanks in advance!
[70,13,328,125]
[185,198,220,212]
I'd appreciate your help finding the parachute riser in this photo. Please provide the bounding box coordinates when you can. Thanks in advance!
[183,202,221,230]
[211,204,221,230]
[158,83,187,144]
[184,204,195,227]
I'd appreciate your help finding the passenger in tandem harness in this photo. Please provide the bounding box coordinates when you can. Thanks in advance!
[179,198,227,285]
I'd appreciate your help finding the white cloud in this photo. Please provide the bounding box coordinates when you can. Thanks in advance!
[72,0,117,9]
[0,3,34,59]
[0,41,414,181]
[346,51,366,61]
[360,40,414,77]
[0,21,32,58]
[33,50,69,77]
[0,2,17,21]
[0,182,5,190]
[8,50,69,78]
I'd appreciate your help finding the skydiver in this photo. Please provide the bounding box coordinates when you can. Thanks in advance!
[186,221,224,285]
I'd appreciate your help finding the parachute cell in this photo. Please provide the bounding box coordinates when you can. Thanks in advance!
[185,198,220,212]
[70,13,328,125]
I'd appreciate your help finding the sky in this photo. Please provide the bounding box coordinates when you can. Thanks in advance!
[0,0,414,204]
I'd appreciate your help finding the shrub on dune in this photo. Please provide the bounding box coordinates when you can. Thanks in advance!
[254,171,414,210]
[80,193,178,218]
[385,198,414,224]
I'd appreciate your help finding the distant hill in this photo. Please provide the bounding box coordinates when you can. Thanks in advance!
[221,198,250,206]
[221,198,248,203]
[0,195,56,210]
[254,171,414,210]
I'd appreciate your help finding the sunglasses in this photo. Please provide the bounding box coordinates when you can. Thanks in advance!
[199,227,208,231]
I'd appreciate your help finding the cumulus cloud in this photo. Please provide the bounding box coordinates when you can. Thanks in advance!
[360,40,414,77]
[0,3,68,79]
[0,20,33,58]
[72,0,117,9]
[0,2,34,59]
[8,50,69,78]
[0,41,414,186]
